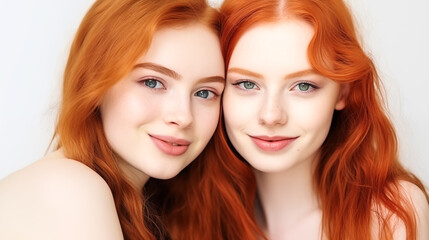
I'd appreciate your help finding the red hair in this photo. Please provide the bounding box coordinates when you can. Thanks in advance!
[56,0,263,239]
[219,0,429,239]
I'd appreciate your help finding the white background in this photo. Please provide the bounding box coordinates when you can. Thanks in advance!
[1,0,428,186]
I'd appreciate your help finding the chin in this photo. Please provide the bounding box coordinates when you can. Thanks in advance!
[248,158,296,173]
[150,167,184,180]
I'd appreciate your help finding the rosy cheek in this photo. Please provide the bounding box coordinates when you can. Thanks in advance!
[310,105,335,130]
[223,95,252,126]
[223,107,239,131]
[130,94,162,124]
[190,103,219,143]
[206,106,221,131]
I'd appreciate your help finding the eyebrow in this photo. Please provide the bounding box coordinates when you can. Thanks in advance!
[198,76,225,84]
[134,62,182,80]
[284,69,318,79]
[134,62,225,84]
[227,67,318,80]
[227,68,263,79]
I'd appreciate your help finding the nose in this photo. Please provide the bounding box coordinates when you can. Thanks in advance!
[164,93,193,128]
[258,92,287,126]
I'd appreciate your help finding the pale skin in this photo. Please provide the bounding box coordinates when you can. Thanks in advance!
[0,23,225,240]
[222,19,429,240]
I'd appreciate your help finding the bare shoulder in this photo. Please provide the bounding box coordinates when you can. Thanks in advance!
[398,181,429,240]
[0,150,124,240]
[371,181,429,240]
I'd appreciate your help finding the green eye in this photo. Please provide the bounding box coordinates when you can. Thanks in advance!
[298,83,310,91]
[243,81,255,89]
[232,80,258,90]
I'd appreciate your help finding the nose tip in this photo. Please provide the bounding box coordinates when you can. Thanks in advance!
[169,113,193,128]
[164,97,193,128]
[258,98,287,126]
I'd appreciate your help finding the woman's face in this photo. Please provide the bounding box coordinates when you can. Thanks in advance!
[100,23,224,186]
[223,19,346,173]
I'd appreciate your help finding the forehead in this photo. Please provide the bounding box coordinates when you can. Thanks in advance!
[229,19,314,74]
[138,23,224,78]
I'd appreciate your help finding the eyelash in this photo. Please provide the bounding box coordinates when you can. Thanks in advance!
[139,78,166,90]
[194,89,219,100]
[292,81,319,93]
[232,80,259,90]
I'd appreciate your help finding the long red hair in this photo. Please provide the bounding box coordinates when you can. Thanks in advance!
[56,0,263,239]
[219,0,429,239]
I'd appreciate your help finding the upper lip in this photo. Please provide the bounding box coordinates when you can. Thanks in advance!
[249,135,298,141]
[149,134,191,146]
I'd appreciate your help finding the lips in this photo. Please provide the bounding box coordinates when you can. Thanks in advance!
[249,135,298,152]
[149,135,190,156]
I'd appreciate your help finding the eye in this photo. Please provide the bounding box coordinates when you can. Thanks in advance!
[233,80,258,90]
[142,79,164,89]
[293,82,318,92]
[194,90,217,100]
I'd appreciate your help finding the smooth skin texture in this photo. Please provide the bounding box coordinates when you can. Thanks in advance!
[224,20,346,174]
[223,19,429,240]
[0,23,225,240]
[101,23,224,187]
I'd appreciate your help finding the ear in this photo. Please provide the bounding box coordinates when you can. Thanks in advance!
[335,83,349,110]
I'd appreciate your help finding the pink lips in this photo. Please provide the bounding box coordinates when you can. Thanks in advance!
[249,135,297,152]
[149,135,190,156]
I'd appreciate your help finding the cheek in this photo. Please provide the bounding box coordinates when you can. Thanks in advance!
[222,89,256,128]
[131,95,161,123]
[291,98,336,134]
[194,103,221,140]
[101,90,161,133]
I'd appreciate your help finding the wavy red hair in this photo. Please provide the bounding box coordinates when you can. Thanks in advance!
[55,0,263,239]
[219,0,429,239]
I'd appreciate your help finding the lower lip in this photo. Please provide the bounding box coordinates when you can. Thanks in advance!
[150,136,189,156]
[250,137,297,152]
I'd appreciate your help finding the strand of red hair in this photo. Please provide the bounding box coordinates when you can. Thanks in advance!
[149,122,266,239]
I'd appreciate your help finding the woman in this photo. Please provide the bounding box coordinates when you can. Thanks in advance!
[0,0,262,239]
[217,0,429,239]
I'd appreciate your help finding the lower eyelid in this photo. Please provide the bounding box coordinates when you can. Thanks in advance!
[292,85,319,94]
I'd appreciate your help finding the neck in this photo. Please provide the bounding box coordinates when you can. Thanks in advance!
[254,156,320,237]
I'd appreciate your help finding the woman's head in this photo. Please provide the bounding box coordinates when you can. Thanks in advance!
[222,18,347,173]
[100,23,224,186]
[56,0,223,182]
[220,0,377,171]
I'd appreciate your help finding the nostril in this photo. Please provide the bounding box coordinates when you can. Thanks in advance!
[258,103,286,126]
